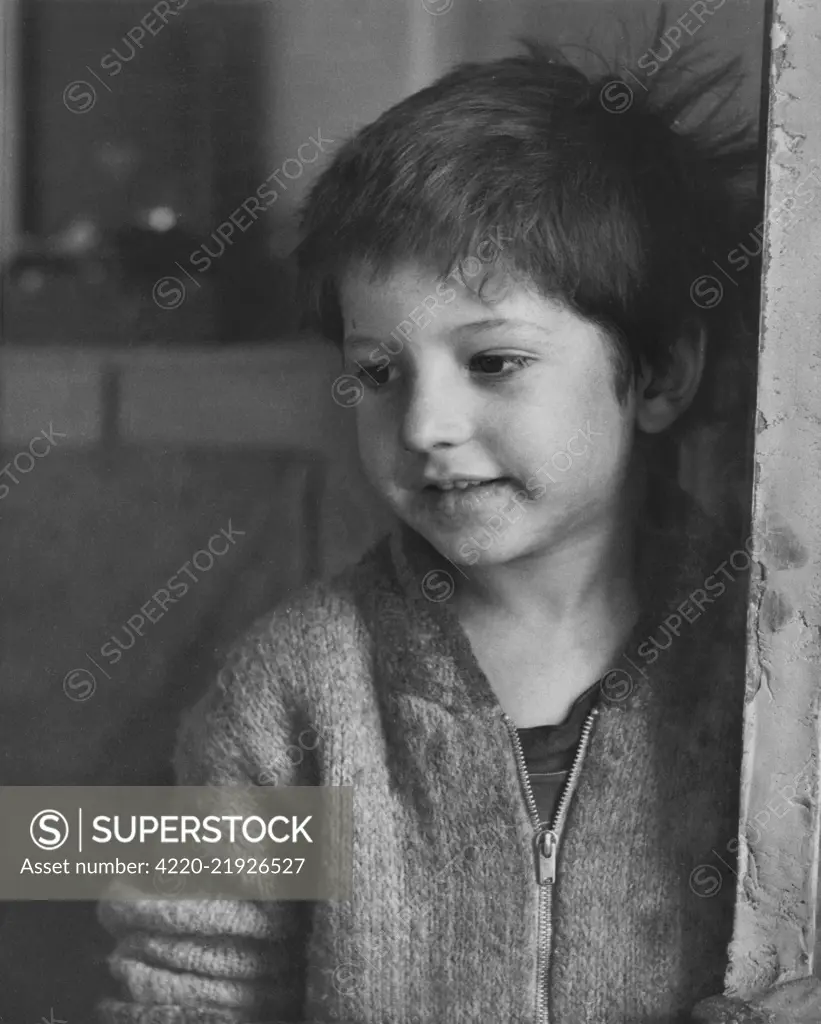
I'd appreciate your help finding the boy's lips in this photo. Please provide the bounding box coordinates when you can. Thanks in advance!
[414,477,519,521]
[422,475,505,491]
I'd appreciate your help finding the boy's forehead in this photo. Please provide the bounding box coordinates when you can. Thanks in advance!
[337,260,611,367]
[339,258,558,333]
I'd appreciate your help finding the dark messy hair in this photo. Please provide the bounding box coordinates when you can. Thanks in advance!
[296,21,761,435]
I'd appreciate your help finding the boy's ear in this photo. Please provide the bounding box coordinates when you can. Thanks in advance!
[634,321,706,434]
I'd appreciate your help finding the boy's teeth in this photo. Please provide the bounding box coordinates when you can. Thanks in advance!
[438,479,496,490]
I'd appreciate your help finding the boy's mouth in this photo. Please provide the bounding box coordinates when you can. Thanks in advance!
[416,477,518,522]
[423,477,507,492]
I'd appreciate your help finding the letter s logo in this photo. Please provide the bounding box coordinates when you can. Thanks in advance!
[30,810,69,850]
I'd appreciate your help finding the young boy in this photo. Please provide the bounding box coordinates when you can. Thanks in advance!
[96,39,821,1024]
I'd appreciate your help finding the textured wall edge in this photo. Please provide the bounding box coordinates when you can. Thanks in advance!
[725,0,821,1001]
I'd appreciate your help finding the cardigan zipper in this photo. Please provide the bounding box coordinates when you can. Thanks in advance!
[503,707,600,1024]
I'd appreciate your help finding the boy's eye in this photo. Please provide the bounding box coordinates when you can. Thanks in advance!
[354,362,396,389]
[469,353,533,378]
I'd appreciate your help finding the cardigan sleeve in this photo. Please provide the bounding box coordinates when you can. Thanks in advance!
[95,620,315,1024]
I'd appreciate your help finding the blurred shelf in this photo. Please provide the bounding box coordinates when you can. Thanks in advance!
[0,338,352,450]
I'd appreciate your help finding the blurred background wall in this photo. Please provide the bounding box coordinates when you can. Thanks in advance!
[0,0,766,1019]
[5,0,765,344]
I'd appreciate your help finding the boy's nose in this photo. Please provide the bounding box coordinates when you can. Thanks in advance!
[400,375,473,453]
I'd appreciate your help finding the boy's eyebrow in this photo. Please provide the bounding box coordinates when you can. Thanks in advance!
[342,318,560,348]
[453,317,560,339]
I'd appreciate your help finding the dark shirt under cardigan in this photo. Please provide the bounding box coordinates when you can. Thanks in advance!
[517,678,602,825]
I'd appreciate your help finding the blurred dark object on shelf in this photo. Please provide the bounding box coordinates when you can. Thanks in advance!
[1,210,298,345]
[2,213,216,346]
[8,0,296,347]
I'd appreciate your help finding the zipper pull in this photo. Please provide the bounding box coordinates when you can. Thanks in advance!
[535,827,557,886]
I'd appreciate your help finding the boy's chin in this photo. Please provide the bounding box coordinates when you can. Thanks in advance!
[413,522,527,568]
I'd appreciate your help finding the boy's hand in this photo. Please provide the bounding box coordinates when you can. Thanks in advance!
[692,977,821,1023]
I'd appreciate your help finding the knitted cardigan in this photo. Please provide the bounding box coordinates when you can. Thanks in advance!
[97,489,748,1024]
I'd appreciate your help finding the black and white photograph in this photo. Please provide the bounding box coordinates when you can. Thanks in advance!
[1,0,820,1022]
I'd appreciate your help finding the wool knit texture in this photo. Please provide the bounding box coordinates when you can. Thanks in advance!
[97,486,748,1024]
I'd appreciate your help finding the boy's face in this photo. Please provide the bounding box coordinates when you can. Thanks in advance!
[339,260,638,567]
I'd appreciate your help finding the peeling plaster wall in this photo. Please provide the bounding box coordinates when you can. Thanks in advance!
[725,0,821,1000]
